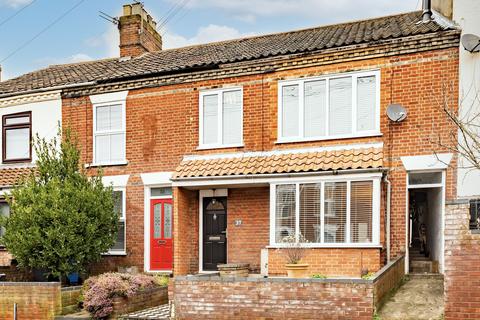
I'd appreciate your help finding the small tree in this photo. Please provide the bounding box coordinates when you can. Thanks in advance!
[0,130,118,279]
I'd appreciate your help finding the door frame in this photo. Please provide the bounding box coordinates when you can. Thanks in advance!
[143,182,173,273]
[199,189,228,273]
[404,170,446,274]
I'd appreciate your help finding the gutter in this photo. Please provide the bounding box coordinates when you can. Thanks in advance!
[0,81,97,99]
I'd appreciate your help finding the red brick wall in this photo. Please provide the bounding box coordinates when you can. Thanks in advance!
[268,248,381,277]
[111,286,168,318]
[444,202,480,320]
[0,282,61,319]
[62,46,459,274]
[173,276,374,320]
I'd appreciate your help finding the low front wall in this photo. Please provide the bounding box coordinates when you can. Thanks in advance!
[172,256,404,320]
[111,286,169,318]
[0,282,61,319]
[444,201,480,320]
[268,247,382,277]
[61,286,82,315]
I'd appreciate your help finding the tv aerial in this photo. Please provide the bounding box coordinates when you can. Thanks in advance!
[461,34,480,53]
[386,104,407,122]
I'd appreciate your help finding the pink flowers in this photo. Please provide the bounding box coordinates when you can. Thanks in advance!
[83,273,158,318]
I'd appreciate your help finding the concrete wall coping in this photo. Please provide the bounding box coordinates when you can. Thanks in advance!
[61,285,82,292]
[0,281,61,287]
[372,255,405,284]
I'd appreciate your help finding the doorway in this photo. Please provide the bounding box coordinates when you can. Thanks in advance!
[150,199,173,271]
[202,197,227,271]
[407,171,445,274]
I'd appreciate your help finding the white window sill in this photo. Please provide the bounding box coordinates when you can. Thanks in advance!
[276,132,382,144]
[196,144,244,151]
[102,251,127,256]
[85,160,128,168]
[267,243,382,249]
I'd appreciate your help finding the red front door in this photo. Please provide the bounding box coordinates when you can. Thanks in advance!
[150,199,173,270]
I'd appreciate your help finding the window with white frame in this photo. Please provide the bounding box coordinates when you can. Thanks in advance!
[109,190,126,253]
[93,103,126,165]
[278,71,380,142]
[0,201,10,240]
[271,178,380,246]
[199,88,243,148]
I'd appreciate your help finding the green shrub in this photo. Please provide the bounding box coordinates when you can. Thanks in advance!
[0,130,118,279]
[311,274,327,279]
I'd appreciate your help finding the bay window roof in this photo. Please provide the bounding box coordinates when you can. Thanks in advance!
[173,147,383,179]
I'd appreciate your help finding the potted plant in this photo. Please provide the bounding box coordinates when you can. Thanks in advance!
[281,234,309,278]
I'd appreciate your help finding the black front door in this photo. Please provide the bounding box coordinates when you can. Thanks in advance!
[203,197,227,271]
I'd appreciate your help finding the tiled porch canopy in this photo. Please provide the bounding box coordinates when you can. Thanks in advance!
[173,147,383,179]
[0,167,33,188]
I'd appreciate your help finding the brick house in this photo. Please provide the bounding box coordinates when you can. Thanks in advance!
[0,2,462,283]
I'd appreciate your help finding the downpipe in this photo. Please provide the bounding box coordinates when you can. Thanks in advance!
[384,174,392,263]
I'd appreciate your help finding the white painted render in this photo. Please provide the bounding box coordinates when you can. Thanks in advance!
[0,91,62,166]
[453,0,480,197]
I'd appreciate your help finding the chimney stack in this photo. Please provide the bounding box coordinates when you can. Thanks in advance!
[422,0,433,22]
[118,3,162,58]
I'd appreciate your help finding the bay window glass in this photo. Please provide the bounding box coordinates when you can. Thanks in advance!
[200,88,243,147]
[275,184,296,243]
[278,71,379,141]
[273,179,377,246]
[2,112,31,163]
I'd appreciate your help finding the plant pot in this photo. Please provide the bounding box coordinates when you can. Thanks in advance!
[67,272,80,285]
[285,263,309,278]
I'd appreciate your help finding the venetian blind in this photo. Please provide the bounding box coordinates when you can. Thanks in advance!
[300,183,322,243]
[304,80,326,137]
[282,85,299,138]
[350,181,373,243]
[329,77,352,136]
[203,94,218,144]
[324,182,347,243]
[222,90,242,144]
[357,76,376,132]
[275,184,296,243]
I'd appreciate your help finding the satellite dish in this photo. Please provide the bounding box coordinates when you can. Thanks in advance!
[461,34,480,53]
[386,104,407,122]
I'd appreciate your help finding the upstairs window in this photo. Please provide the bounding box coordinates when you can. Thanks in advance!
[93,103,126,165]
[2,112,32,163]
[199,88,243,149]
[278,71,380,142]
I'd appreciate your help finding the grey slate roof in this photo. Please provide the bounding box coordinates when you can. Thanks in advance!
[0,11,457,97]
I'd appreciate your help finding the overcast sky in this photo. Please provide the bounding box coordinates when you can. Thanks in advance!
[0,0,420,80]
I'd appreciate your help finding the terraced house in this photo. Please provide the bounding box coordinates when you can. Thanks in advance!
[1,0,480,319]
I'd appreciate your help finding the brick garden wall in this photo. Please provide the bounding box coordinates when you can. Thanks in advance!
[111,286,168,319]
[444,201,480,320]
[0,282,61,319]
[173,276,374,320]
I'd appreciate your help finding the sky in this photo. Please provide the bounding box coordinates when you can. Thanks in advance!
[0,0,420,80]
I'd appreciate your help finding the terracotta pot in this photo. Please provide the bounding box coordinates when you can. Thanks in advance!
[285,263,309,278]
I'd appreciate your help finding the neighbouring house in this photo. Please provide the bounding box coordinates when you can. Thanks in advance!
[1,1,478,318]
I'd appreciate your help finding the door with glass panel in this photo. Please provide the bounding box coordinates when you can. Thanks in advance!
[150,199,173,270]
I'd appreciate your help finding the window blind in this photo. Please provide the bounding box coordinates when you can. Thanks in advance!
[324,182,347,243]
[282,85,299,138]
[0,202,10,238]
[300,183,322,242]
[222,90,242,144]
[203,94,218,145]
[94,104,125,164]
[5,128,29,160]
[357,76,376,132]
[275,184,296,243]
[329,77,352,136]
[350,181,373,243]
[304,80,326,137]
[111,191,125,252]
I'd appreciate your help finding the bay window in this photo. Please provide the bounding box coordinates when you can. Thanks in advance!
[271,176,380,246]
[2,112,32,163]
[199,88,243,148]
[278,71,380,142]
[0,201,9,239]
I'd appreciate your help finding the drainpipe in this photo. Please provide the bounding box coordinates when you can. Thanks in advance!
[422,0,433,22]
[384,174,392,263]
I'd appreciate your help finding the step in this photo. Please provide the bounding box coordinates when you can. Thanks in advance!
[408,273,444,280]
[410,261,433,273]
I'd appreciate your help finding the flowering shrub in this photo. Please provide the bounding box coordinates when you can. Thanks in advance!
[83,273,161,319]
